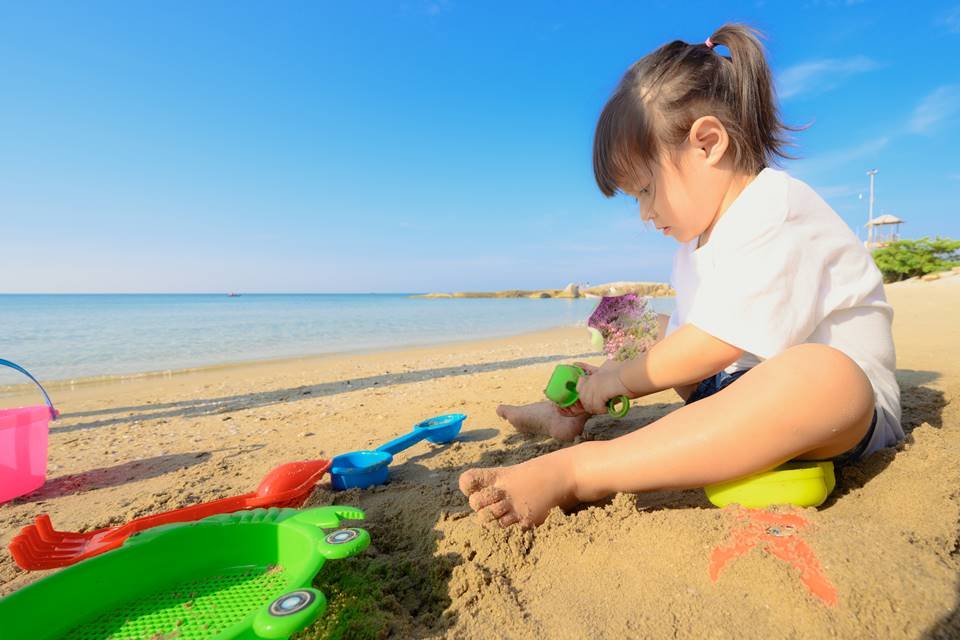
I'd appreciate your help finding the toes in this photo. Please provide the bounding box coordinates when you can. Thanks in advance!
[469,486,505,511]
[478,499,513,523]
[495,404,513,420]
[478,500,521,528]
[497,512,520,528]
[459,468,499,496]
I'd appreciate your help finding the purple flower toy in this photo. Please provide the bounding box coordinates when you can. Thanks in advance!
[587,294,660,361]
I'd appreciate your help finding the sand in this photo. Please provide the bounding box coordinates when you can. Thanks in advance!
[1,277,958,639]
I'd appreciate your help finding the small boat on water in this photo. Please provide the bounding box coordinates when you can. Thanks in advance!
[227,292,241,297]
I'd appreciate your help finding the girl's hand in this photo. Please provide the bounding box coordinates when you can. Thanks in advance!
[555,361,624,416]
[575,365,631,415]
[556,362,604,416]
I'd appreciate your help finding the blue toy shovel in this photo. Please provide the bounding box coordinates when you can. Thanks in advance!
[329,413,466,490]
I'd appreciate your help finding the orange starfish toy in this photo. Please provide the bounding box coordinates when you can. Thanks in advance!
[709,507,838,606]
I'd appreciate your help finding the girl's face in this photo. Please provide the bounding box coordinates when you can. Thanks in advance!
[623,117,738,245]
[626,146,727,243]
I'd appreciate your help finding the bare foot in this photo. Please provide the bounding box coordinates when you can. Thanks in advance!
[496,401,588,441]
[459,450,579,528]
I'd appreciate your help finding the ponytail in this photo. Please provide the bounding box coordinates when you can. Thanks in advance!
[594,23,803,196]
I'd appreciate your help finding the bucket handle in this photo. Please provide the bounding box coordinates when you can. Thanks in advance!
[0,359,57,420]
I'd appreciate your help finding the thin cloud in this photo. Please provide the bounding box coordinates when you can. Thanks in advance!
[937,5,960,33]
[813,184,859,199]
[795,136,890,176]
[777,56,880,100]
[801,0,867,6]
[424,0,451,16]
[908,84,960,134]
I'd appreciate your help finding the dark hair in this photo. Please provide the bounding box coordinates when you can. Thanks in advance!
[593,24,802,197]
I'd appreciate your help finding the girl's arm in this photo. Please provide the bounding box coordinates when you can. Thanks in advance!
[655,314,699,402]
[618,323,742,398]
[575,323,742,414]
[597,314,704,400]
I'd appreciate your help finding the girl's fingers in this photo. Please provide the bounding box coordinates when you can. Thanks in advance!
[560,401,587,417]
[573,361,598,374]
[564,400,587,418]
[576,378,602,414]
[576,387,594,413]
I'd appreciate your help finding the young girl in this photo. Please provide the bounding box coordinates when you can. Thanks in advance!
[459,24,903,529]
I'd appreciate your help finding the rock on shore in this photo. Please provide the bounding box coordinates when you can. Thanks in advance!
[417,281,674,299]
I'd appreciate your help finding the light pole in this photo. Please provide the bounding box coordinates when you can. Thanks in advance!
[866,169,878,246]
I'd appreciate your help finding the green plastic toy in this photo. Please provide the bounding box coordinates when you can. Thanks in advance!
[543,364,630,418]
[0,506,370,639]
[704,461,837,508]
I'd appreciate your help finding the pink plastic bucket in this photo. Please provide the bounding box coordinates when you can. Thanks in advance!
[0,359,58,504]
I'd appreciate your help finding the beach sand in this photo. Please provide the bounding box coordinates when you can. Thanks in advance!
[1,278,958,638]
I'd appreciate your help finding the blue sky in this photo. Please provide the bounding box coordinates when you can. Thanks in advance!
[1,1,958,293]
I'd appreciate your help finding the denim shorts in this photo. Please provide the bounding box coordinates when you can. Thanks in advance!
[684,368,877,468]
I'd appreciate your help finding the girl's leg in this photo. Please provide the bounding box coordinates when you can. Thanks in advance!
[461,344,875,528]
[496,401,589,441]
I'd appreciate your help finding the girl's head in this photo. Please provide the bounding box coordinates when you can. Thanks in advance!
[593,24,798,243]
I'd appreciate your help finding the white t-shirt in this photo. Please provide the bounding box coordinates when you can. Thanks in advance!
[665,167,902,458]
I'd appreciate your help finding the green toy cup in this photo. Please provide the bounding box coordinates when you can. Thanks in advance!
[543,364,630,418]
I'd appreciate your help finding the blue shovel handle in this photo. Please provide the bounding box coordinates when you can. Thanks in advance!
[376,430,428,456]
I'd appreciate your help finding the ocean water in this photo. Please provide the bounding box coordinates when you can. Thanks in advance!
[0,294,675,383]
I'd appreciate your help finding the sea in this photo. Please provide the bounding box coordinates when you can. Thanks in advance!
[0,294,675,384]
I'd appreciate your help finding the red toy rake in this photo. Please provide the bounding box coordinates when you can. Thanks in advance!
[10,458,330,570]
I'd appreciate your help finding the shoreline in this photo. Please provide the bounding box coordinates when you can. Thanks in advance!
[3,278,950,397]
[0,324,592,399]
[1,289,676,392]
[0,294,623,392]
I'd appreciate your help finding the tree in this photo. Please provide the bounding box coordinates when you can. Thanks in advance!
[872,237,960,283]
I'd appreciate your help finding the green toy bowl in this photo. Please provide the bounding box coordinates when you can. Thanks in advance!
[704,461,836,509]
[0,507,370,639]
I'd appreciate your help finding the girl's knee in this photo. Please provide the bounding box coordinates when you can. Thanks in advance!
[782,343,865,375]
[778,343,875,417]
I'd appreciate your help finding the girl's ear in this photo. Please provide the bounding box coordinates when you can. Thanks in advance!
[688,116,729,166]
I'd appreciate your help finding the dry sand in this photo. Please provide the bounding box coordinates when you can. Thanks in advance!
[1,278,958,638]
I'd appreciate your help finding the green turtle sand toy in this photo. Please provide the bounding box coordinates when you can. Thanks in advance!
[0,506,370,639]
[544,364,630,418]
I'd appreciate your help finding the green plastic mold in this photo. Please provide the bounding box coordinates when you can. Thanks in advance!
[704,461,837,508]
[543,364,630,418]
[0,506,370,639]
